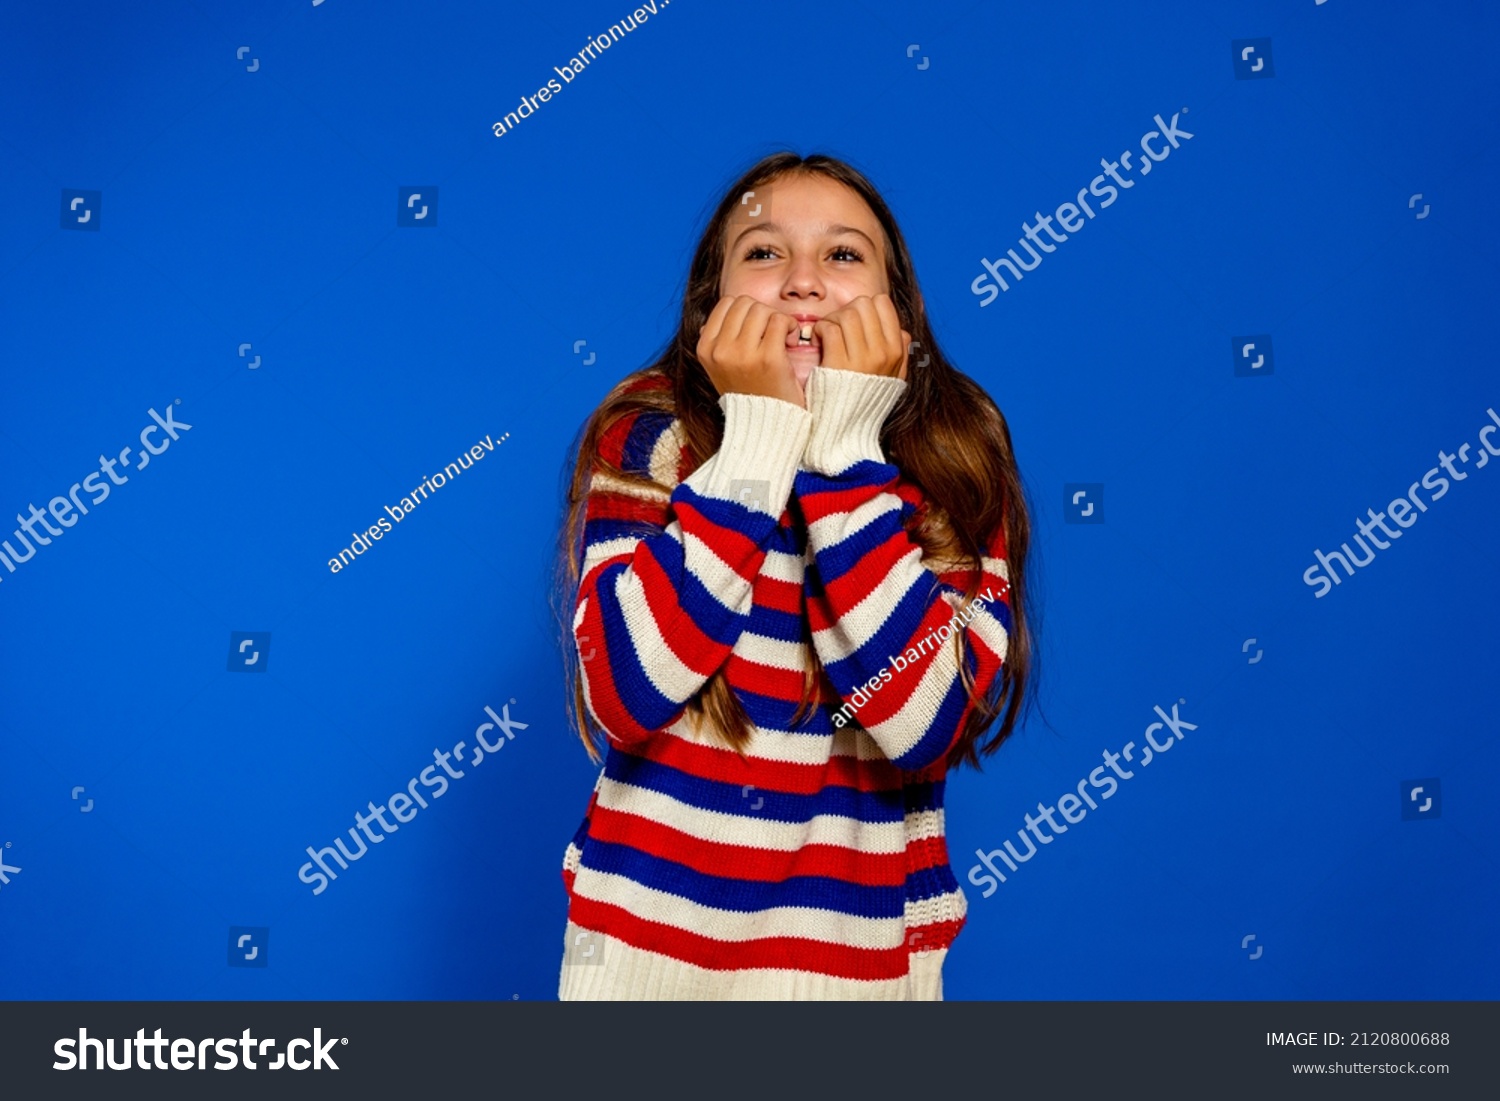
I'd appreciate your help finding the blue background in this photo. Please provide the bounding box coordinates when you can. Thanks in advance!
[1,0,1495,1001]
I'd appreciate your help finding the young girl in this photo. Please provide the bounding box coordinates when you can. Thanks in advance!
[554,152,1036,1000]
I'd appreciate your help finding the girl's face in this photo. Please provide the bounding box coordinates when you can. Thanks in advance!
[718,173,892,388]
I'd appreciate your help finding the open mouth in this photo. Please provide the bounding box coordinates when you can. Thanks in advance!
[787,317,821,355]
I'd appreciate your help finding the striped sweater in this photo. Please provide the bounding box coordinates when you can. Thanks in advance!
[560,365,1013,1000]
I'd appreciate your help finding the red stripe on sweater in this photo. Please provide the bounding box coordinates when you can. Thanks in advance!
[752,573,803,616]
[577,584,657,745]
[596,416,635,470]
[586,490,667,525]
[587,804,908,886]
[672,499,764,582]
[797,480,897,525]
[634,544,737,678]
[567,896,910,981]
[721,652,819,703]
[816,532,919,627]
[633,728,901,796]
[904,917,965,953]
[905,834,952,874]
[828,603,958,729]
[579,551,633,598]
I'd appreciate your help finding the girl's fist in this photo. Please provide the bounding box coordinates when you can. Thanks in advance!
[696,295,805,407]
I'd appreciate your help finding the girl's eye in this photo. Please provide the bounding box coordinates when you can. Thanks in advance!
[742,245,866,261]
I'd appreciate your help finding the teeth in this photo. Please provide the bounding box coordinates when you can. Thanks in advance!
[799,323,813,342]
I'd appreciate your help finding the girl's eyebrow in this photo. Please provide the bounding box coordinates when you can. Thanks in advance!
[730,221,879,253]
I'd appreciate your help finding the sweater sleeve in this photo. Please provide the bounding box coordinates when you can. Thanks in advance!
[792,366,1013,771]
[574,392,813,748]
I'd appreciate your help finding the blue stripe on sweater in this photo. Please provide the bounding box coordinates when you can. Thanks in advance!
[632,531,748,647]
[734,686,842,736]
[593,562,688,731]
[583,516,666,549]
[812,502,908,588]
[745,601,805,643]
[569,813,592,850]
[766,518,805,557]
[582,837,906,918]
[821,575,937,687]
[803,558,824,598]
[671,482,779,543]
[905,861,960,905]
[902,779,944,815]
[793,461,892,499]
[989,592,1014,635]
[888,646,978,769]
[620,411,675,477]
[605,751,906,824]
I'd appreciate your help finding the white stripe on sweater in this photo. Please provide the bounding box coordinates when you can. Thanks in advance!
[594,775,907,855]
[558,924,944,1001]
[729,630,807,672]
[658,716,909,768]
[804,488,906,552]
[760,547,804,583]
[570,866,906,946]
[904,807,947,844]
[857,637,974,761]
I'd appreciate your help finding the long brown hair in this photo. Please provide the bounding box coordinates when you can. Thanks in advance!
[553,152,1039,770]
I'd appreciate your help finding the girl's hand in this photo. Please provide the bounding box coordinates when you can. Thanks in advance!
[696,295,805,408]
[813,293,912,382]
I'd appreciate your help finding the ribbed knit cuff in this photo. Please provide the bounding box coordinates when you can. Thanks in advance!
[802,367,908,475]
[680,392,812,516]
